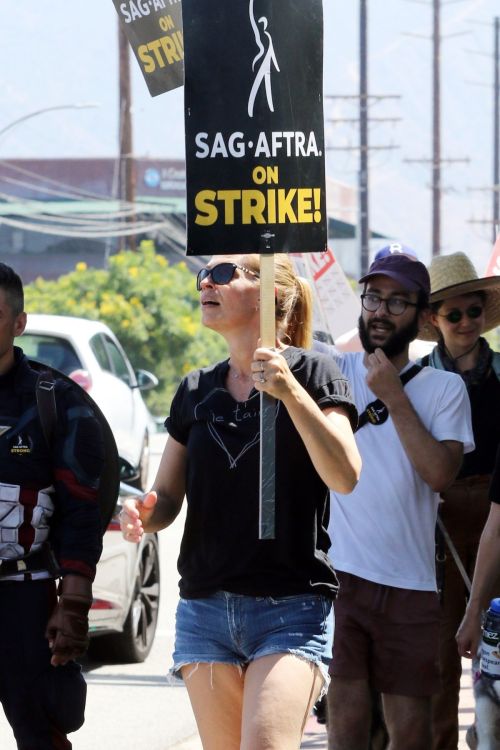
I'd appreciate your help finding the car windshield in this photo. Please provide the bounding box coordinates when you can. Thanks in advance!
[21,334,82,376]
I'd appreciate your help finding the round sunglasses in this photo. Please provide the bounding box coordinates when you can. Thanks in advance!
[196,262,260,291]
[437,305,484,324]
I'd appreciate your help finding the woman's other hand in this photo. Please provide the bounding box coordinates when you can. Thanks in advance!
[120,491,158,543]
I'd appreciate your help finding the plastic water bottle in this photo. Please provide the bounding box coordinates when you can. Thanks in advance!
[480,597,500,679]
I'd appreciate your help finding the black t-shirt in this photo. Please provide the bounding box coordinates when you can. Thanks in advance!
[166,347,357,600]
[459,368,500,478]
[490,447,500,505]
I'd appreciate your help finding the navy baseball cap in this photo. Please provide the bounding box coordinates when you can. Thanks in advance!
[359,252,430,295]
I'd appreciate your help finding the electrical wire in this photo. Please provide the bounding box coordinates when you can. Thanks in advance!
[0,159,126,202]
[0,214,183,239]
[0,192,139,224]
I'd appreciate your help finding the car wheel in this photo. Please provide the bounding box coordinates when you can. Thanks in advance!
[130,433,150,491]
[90,535,160,663]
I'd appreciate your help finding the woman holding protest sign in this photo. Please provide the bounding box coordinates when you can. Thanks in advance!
[120,253,360,749]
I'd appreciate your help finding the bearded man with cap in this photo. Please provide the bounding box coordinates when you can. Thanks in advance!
[417,251,500,750]
[322,246,475,750]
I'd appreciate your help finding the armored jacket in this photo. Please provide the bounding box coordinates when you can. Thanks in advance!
[0,348,104,580]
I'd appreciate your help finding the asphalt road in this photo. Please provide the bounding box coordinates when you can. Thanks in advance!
[0,433,202,750]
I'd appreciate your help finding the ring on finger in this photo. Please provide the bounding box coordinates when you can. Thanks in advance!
[260,374,266,383]
[260,361,264,372]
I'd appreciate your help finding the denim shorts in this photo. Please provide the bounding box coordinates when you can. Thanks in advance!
[171,590,334,685]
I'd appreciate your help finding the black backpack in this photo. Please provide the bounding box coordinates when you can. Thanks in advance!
[30,360,120,532]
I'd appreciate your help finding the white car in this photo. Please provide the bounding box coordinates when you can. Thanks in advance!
[22,314,158,490]
[89,482,160,663]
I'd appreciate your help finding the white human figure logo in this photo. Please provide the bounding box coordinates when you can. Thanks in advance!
[247,0,280,118]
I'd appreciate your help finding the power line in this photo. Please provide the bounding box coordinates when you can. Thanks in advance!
[0,174,126,205]
[0,193,137,225]
[0,159,117,202]
[0,214,174,239]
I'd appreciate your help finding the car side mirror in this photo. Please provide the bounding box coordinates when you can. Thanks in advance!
[133,369,158,391]
[119,457,139,483]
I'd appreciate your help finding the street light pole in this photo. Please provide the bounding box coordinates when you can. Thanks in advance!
[0,103,99,141]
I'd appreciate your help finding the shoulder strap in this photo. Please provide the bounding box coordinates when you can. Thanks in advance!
[357,364,422,431]
[36,370,57,448]
[420,354,430,368]
[400,364,422,385]
[30,359,120,532]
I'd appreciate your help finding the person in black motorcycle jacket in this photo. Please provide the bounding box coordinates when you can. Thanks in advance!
[0,262,104,750]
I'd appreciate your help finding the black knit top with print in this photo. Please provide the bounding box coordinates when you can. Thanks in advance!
[166,347,357,600]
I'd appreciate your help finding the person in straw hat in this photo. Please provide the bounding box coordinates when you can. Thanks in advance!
[418,251,500,750]
[322,247,474,750]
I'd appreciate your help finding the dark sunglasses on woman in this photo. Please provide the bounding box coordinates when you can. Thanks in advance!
[196,262,260,291]
[437,305,484,324]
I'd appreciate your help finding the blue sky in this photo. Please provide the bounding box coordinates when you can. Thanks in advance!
[1,0,497,270]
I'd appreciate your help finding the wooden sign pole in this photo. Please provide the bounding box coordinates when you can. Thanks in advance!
[259,239,276,540]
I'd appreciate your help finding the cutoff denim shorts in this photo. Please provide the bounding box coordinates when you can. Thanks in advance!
[171,590,334,687]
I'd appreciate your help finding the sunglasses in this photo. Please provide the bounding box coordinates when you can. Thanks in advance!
[437,305,484,324]
[196,262,260,291]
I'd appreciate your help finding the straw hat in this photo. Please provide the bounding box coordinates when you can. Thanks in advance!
[419,252,500,341]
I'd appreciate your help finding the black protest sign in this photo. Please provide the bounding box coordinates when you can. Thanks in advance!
[184,0,326,256]
[112,0,183,97]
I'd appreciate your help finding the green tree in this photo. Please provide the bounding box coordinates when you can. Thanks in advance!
[485,326,500,351]
[24,243,228,416]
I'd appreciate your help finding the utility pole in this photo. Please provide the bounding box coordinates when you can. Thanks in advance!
[432,0,441,258]
[405,0,469,256]
[465,16,499,242]
[359,0,369,276]
[326,0,400,276]
[325,100,400,276]
[494,16,499,242]
[118,19,136,250]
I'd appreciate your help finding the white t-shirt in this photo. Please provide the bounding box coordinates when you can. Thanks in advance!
[328,351,474,591]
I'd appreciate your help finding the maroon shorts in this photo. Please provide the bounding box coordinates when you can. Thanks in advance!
[330,572,441,697]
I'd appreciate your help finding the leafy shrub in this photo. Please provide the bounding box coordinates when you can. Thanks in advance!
[24,242,228,417]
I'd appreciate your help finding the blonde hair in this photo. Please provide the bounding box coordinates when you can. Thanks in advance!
[243,254,313,348]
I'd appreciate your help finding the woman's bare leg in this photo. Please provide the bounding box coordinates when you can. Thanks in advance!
[241,653,324,750]
[181,663,245,750]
